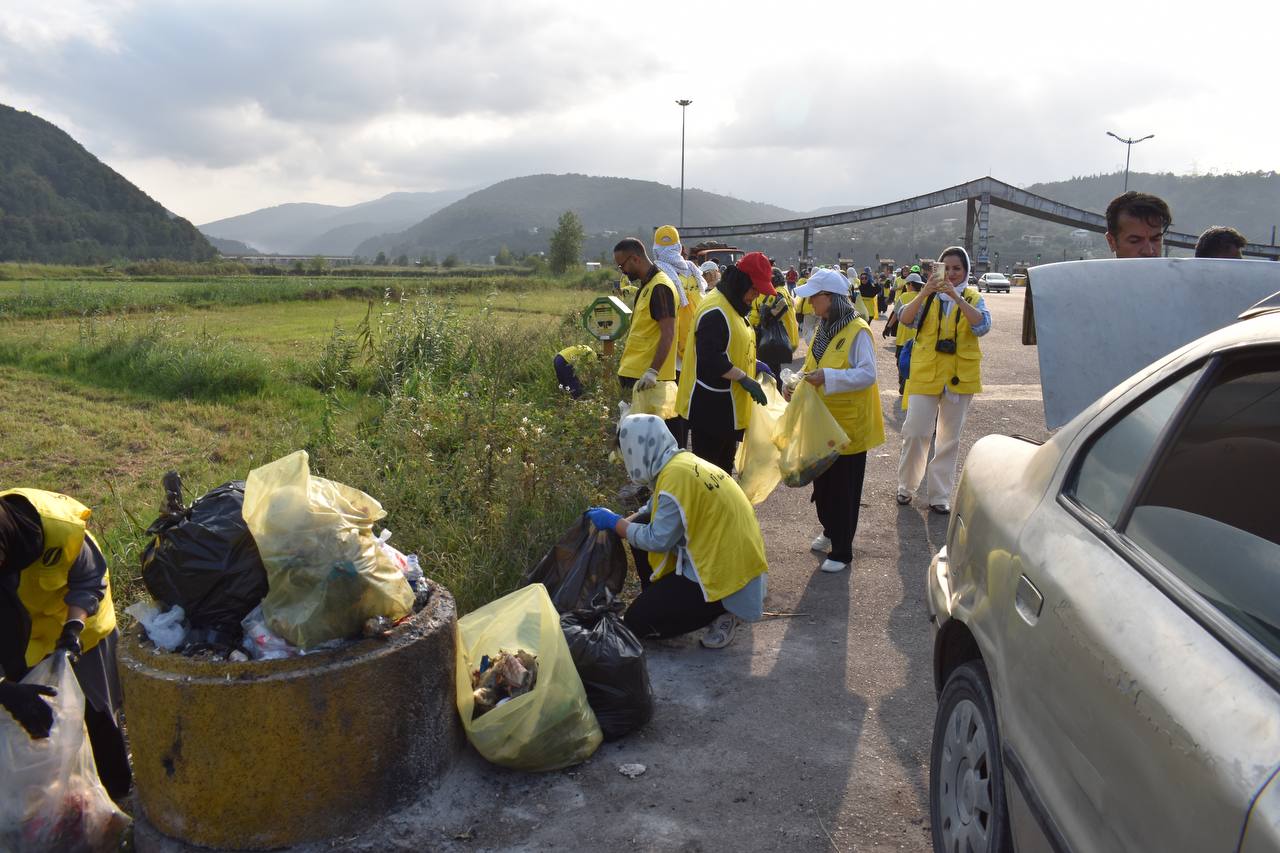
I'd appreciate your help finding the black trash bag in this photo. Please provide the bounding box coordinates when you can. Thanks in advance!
[524,516,628,614]
[561,599,654,741]
[757,313,793,366]
[141,479,268,646]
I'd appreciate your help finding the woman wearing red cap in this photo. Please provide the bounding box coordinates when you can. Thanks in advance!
[674,251,776,473]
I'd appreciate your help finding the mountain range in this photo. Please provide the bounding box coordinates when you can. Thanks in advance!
[198,189,470,255]
[0,104,215,264]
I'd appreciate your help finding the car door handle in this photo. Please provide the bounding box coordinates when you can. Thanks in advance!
[1015,574,1044,626]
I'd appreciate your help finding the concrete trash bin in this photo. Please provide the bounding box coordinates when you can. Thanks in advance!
[118,580,462,850]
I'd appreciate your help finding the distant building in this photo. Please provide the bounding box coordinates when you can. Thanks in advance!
[1022,235,1046,246]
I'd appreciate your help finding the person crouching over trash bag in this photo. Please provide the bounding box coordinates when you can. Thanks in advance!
[0,489,131,799]
[585,414,767,649]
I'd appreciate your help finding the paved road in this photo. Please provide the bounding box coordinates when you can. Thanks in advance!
[300,289,1048,853]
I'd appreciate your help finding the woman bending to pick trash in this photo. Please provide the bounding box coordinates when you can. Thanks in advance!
[894,246,991,514]
[786,269,885,573]
[585,414,767,650]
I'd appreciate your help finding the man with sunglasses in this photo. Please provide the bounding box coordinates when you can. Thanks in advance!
[613,238,683,441]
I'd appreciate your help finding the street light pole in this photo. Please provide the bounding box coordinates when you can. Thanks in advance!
[676,99,692,227]
[1105,131,1154,192]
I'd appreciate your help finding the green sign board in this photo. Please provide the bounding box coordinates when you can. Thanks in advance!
[582,295,632,342]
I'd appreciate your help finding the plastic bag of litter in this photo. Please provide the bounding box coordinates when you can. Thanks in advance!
[630,380,678,419]
[124,601,187,651]
[242,450,414,649]
[561,597,653,741]
[455,584,602,771]
[0,653,130,853]
[772,381,850,487]
[734,381,788,504]
[523,517,628,614]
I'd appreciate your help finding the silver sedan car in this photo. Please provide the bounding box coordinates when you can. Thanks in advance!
[927,294,1280,852]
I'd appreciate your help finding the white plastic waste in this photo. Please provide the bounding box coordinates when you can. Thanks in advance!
[124,601,187,651]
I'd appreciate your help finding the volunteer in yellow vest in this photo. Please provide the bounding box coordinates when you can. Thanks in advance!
[785,270,885,573]
[895,246,991,514]
[614,237,684,443]
[883,271,924,395]
[749,267,800,387]
[0,488,131,798]
[651,226,705,373]
[676,251,775,474]
[554,343,596,399]
[585,414,767,649]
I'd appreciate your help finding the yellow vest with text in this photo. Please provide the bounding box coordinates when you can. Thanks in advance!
[894,290,918,346]
[676,288,757,430]
[905,287,984,397]
[749,291,800,349]
[645,452,768,601]
[802,319,886,455]
[2,488,117,666]
[619,271,679,381]
[675,273,702,369]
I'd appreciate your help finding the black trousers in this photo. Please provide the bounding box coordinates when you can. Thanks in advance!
[619,374,687,447]
[624,548,725,639]
[690,428,739,475]
[811,451,868,564]
[894,344,905,394]
[553,355,583,398]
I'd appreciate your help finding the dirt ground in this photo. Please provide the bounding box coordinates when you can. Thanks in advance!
[138,290,1049,853]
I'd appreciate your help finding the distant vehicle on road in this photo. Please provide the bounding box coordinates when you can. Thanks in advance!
[686,241,743,268]
[977,273,1010,292]
[1008,273,1028,288]
[926,285,1280,852]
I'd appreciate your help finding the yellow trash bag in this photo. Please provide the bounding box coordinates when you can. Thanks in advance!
[735,381,788,504]
[242,450,414,649]
[455,584,603,771]
[772,381,851,487]
[630,380,678,419]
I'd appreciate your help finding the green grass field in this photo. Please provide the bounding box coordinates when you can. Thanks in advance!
[0,273,625,613]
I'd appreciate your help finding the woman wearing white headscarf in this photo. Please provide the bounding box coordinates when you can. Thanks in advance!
[786,269,885,573]
[585,414,768,649]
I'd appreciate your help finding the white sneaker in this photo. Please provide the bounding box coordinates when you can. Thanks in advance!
[700,613,738,649]
[810,534,831,553]
[820,558,849,573]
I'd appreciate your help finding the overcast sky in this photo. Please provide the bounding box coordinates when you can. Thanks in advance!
[2,0,1276,224]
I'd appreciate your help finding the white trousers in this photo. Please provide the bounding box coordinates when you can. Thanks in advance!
[896,391,973,506]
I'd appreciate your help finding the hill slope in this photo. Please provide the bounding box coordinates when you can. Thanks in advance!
[200,189,469,255]
[0,104,216,263]
[354,174,800,261]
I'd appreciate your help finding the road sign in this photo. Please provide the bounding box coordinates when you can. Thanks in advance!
[583,295,632,342]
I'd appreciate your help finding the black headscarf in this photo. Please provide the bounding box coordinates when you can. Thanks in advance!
[717,265,755,317]
[0,496,43,576]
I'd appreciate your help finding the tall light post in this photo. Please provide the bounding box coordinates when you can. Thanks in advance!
[676,99,692,226]
[1105,131,1154,192]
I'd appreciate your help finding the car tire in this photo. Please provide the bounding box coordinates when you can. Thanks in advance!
[929,660,1013,853]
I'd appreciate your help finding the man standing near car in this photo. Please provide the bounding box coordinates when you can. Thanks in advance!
[1105,192,1173,258]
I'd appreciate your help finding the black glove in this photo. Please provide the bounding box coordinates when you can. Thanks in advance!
[0,679,57,739]
[737,375,768,406]
[55,619,84,663]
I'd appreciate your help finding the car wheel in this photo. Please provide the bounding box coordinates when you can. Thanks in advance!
[930,661,1012,853]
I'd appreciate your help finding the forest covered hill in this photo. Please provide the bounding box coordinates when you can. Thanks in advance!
[0,104,215,263]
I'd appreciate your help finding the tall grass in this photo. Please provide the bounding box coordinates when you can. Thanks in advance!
[0,314,270,399]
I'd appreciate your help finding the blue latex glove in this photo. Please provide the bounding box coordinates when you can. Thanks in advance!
[585,507,622,532]
[755,360,774,379]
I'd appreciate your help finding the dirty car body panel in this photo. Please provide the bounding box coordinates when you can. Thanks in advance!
[929,308,1280,852]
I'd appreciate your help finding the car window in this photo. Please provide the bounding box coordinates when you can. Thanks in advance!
[1124,351,1280,656]
[1065,370,1200,525]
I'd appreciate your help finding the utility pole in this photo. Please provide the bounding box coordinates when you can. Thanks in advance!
[1106,131,1154,192]
[676,100,692,227]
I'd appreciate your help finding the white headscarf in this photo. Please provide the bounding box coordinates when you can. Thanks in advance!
[618,414,679,486]
[652,242,705,304]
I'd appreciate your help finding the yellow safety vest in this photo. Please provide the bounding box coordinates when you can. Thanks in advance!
[905,288,984,398]
[557,344,595,365]
[675,273,702,369]
[802,319,885,455]
[794,280,809,316]
[894,290,918,346]
[676,289,757,430]
[749,291,800,349]
[619,271,679,381]
[2,488,117,666]
[645,452,768,601]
